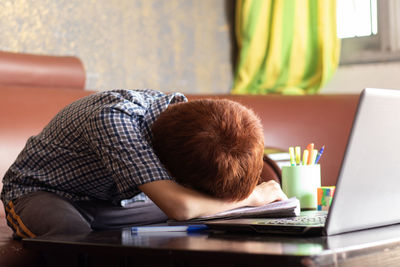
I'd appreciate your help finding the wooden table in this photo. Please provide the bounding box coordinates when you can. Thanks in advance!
[23,223,400,267]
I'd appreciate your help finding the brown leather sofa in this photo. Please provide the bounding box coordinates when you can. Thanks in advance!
[0,51,89,266]
[0,51,360,266]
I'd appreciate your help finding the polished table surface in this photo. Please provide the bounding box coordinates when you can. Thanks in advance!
[23,224,400,267]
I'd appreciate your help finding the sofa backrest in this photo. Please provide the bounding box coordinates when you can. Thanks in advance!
[187,94,360,186]
[1,89,359,193]
[0,51,90,197]
[0,51,85,90]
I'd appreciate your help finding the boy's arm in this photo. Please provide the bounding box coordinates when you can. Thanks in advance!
[138,180,287,221]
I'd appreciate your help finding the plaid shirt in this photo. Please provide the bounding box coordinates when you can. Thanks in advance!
[1,89,187,205]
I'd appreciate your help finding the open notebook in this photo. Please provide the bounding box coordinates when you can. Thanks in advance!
[168,197,300,225]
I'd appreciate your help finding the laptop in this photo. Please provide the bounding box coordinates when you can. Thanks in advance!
[206,88,400,236]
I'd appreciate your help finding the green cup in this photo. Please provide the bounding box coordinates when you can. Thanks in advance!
[282,164,321,210]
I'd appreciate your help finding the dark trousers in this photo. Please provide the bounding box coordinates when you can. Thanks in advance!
[5,191,168,238]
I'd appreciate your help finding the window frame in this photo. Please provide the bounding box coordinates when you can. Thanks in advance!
[339,0,400,65]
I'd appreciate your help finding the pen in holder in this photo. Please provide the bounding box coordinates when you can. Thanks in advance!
[282,164,321,210]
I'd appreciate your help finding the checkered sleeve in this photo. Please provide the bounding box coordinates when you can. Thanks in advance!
[86,106,172,197]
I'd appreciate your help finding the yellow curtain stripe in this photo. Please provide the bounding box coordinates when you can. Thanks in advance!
[262,0,284,92]
[286,0,308,91]
[318,0,340,91]
[316,1,325,91]
[235,0,244,49]
[244,0,270,91]
[234,0,271,94]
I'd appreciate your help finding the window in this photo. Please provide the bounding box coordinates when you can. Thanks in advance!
[337,0,377,38]
[337,0,400,65]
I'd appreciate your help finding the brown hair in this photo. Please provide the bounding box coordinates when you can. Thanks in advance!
[151,99,264,201]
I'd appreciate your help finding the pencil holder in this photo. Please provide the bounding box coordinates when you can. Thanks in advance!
[282,164,321,210]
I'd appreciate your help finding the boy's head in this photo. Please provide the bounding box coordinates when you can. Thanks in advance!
[151,99,264,201]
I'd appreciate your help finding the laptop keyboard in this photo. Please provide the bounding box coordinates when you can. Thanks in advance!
[257,213,327,226]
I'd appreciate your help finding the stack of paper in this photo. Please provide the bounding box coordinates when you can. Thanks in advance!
[169,198,300,225]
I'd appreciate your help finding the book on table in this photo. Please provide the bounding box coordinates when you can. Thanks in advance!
[264,147,291,169]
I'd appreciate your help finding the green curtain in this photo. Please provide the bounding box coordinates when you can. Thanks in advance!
[232,0,341,95]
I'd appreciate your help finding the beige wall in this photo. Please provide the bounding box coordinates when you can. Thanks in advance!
[0,0,235,94]
[321,62,400,94]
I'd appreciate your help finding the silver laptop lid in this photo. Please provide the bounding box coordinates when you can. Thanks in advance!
[326,88,400,235]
